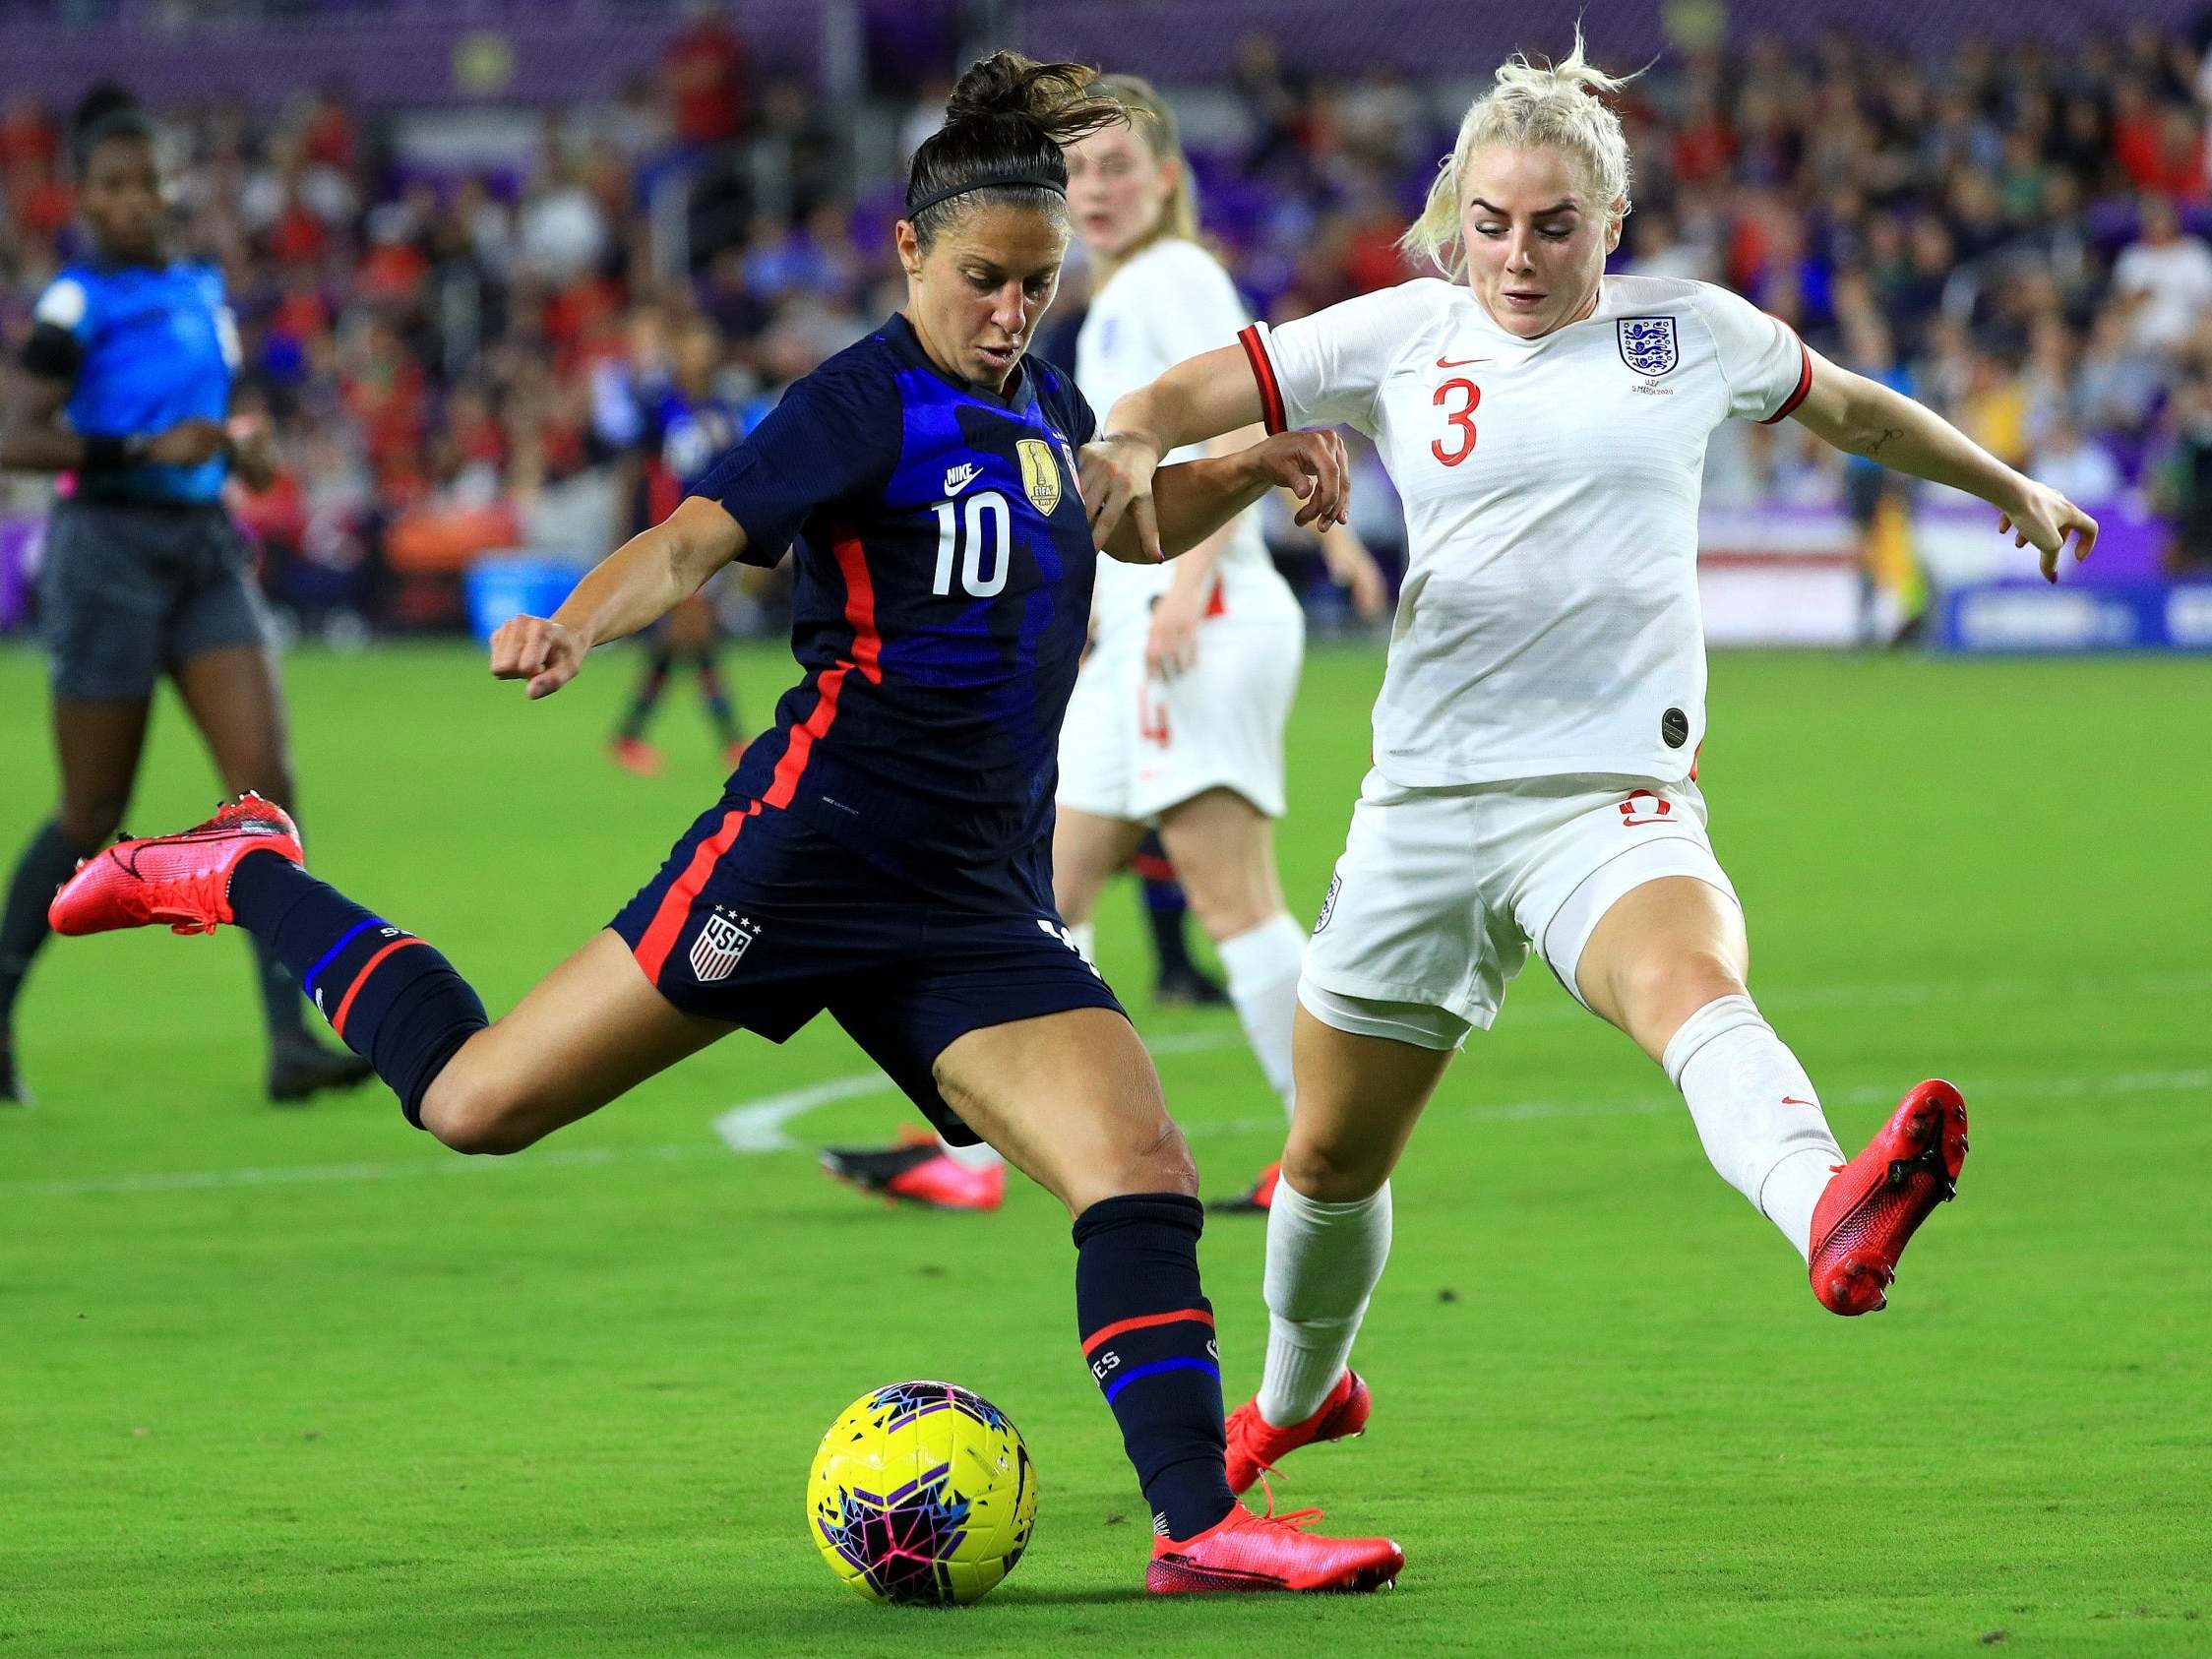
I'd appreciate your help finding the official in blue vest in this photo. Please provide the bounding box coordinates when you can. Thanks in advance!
[0,85,369,1106]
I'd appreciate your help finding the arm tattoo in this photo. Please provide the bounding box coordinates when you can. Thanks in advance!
[1866,426,1905,460]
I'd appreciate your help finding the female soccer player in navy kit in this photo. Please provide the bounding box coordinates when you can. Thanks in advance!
[49,56,1400,1596]
[0,86,369,1107]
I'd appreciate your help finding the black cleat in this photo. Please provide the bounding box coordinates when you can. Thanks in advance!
[1154,962,1230,1009]
[1,1049,28,1108]
[820,1137,940,1195]
[268,1041,376,1106]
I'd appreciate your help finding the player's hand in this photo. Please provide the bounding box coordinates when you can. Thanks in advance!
[224,416,278,492]
[1145,583,1207,679]
[1247,429,1350,529]
[1998,477,2099,584]
[145,417,230,467]
[1079,432,1165,564]
[489,613,588,700]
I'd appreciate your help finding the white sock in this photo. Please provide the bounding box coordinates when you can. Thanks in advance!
[1258,1175,1391,1426]
[1661,993,1846,1261]
[938,1136,1004,1170]
[1069,920,1096,965]
[1214,912,1304,1115]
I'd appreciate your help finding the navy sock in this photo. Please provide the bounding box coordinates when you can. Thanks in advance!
[0,820,85,1049]
[229,852,487,1127]
[1133,833,1197,975]
[618,651,673,740]
[1074,1192,1236,1541]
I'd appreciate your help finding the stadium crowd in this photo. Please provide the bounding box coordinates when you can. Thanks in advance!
[4,14,2212,635]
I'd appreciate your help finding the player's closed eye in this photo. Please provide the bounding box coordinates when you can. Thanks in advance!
[1475,224,1574,241]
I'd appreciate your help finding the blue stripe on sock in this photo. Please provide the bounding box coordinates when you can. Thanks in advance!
[1103,1356,1221,1403]
[301,917,385,997]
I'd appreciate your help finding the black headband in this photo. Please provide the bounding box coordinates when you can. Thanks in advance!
[905,173,1066,220]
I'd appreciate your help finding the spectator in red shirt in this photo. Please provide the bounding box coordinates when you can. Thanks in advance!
[664,8,747,148]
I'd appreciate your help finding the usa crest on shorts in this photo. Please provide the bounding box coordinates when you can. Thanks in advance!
[1617,316,1679,378]
[689,910,759,983]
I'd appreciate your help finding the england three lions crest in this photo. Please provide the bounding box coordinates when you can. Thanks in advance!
[1618,316,1679,378]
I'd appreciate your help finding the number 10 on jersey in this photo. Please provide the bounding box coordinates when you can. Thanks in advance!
[932,489,1012,598]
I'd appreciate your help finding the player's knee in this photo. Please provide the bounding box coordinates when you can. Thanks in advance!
[1080,1115,1198,1207]
[419,1074,544,1157]
[1623,948,1745,1042]
[1281,1133,1389,1203]
[57,795,128,852]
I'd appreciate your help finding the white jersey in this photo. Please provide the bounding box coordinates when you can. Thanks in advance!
[1242,275,1811,786]
[1077,238,1280,631]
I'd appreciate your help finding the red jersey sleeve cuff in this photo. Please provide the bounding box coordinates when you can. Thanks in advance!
[1238,323,1288,435]
[1760,334,1813,425]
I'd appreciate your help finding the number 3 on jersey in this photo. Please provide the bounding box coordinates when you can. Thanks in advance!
[932,488,1011,597]
[1432,378,1480,466]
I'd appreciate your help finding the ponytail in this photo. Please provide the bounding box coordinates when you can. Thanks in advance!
[905,51,1127,246]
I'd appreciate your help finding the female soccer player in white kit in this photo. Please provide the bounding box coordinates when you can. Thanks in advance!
[1055,77,1384,1207]
[1081,33,2098,1490]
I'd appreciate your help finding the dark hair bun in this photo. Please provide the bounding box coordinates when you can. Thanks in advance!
[905,52,1125,242]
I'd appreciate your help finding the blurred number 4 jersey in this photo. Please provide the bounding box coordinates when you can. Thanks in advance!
[694,313,1098,911]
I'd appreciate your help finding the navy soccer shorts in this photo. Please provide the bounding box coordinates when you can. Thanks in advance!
[609,793,1128,1144]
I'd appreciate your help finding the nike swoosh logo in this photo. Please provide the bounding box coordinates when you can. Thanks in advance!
[1436,356,1491,368]
[1782,1097,1817,1107]
[943,464,980,495]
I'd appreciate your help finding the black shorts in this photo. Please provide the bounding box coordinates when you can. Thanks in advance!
[39,499,271,700]
[608,794,1127,1144]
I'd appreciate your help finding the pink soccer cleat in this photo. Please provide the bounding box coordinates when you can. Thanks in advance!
[1147,1497,1402,1595]
[1810,1078,1969,1316]
[48,793,301,938]
[1223,1369,1371,1496]
[820,1131,1006,1212]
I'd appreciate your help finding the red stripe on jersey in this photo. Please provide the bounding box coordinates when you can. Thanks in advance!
[763,526,881,810]
[1239,324,1287,435]
[1081,1307,1214,1358]
[330,937,428,1041]
[1761,336,1813,425]
[633,802,757,984]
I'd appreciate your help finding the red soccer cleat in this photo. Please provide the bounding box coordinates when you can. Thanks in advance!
[48,793,301,938]
[1224,1369,1371,1496]
[820,1130,1006,1212]
[609,736,662,776]
[1148,1498,1402,1595]
[1809,1078,1969,1316]
[1209,1159,1283,1214]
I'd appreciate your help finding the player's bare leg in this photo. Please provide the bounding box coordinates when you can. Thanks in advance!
[1157,787,1306,1212]
[414,931,731,1153]
[1576,875,1965,1313]
[1227,1006,1454,1492]
[933,1008,1402,1593]
[1049,807,1147,954]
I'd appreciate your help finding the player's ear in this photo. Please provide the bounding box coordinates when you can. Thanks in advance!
[1606,198,1628,255]
[893,218,923,279]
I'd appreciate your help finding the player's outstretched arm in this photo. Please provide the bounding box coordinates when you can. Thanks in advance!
[1084,343,1268,557]
[1092,429,1349,567]
[1789,348,2098,584]
[490,495,746,700]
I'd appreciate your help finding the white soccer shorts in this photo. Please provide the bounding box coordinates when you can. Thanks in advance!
[1299,769,1741,1046]
[1057,585,1303,824]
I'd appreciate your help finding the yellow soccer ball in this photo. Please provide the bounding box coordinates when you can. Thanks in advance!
[806,1381,1038,1605]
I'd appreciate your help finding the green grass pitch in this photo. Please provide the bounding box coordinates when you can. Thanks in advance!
[3,638,2208,1655]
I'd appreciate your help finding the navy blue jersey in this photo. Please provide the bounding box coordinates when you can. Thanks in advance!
[693,313,1098,909]
[650,384,747,494]
[25,262,238,502]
